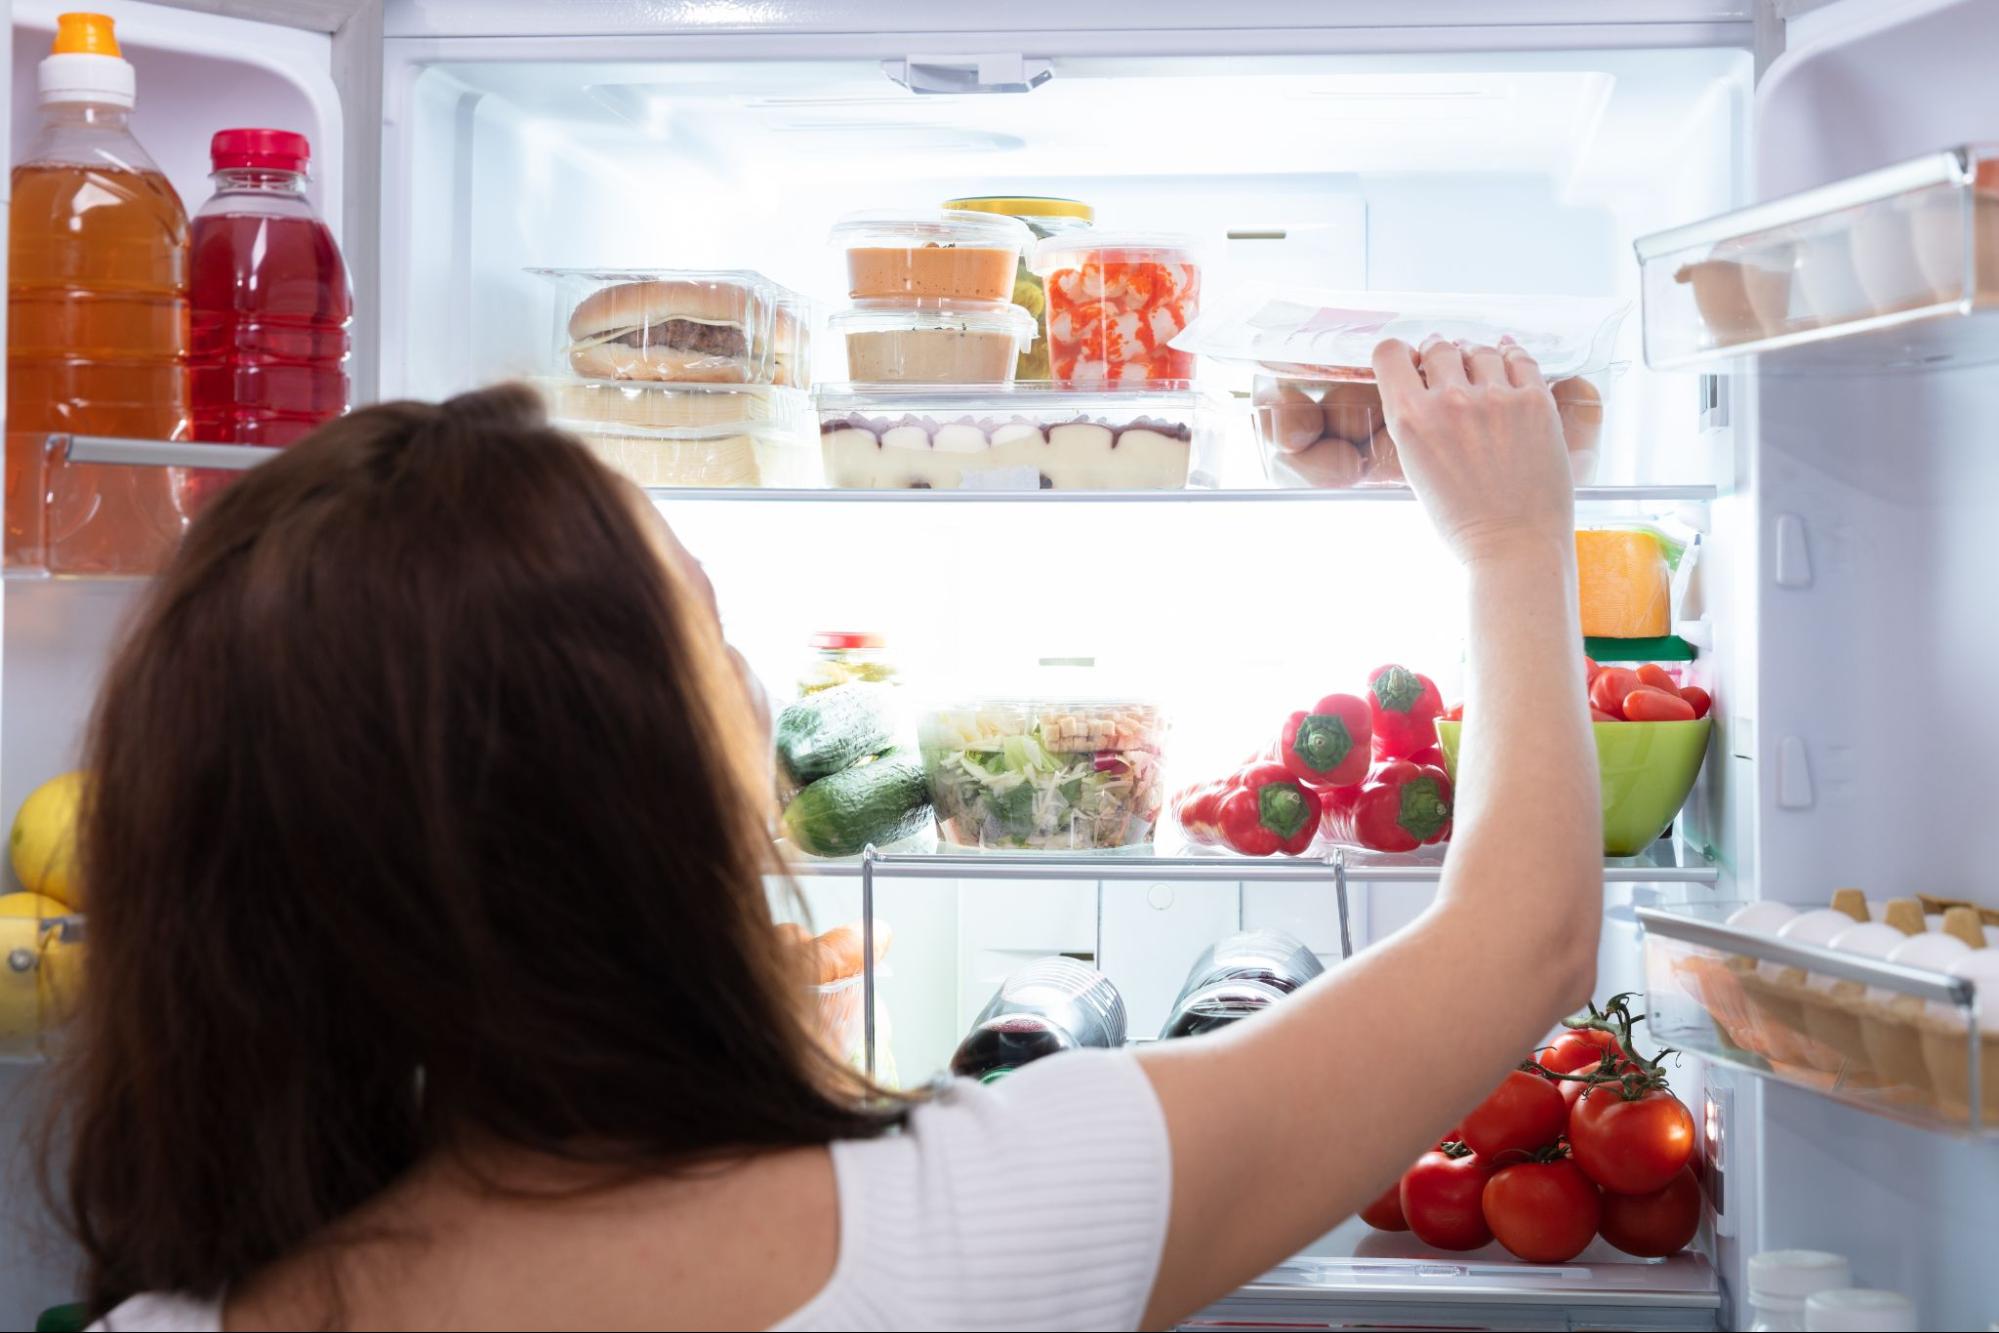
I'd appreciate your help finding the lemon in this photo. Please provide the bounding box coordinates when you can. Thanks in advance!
[0,891,78,1054]
[10,771,85,908]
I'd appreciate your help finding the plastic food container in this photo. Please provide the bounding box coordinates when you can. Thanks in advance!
[918,662,1169,851]
[532,378,808,432]
[831,298,1037,384]
[1250,368,1612,488]
[798,631,897,695]
[529,268,807,385]
[943,195,1094,379]
[1437,717,1711,857]
[552,421,820,489]
[1032,232,1201,385]
[830,209,1033,302]
[813,382,1222,491]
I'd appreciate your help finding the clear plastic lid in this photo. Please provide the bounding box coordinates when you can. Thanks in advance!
[1173,284,1631,380]
[829,298,1038,340]
[1031,229,1202,273]
[919,658,1166,754]
[528,267,808,385]
[828,208,1034,251]
[531,377,808,431]
[1748,1252,1853,1304]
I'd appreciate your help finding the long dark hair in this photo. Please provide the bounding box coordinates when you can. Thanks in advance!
[51,385,900,1315]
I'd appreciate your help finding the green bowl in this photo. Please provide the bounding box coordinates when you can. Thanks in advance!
[1435,718,1712,857]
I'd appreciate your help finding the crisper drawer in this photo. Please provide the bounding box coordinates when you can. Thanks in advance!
[1186,1217,1720,1331]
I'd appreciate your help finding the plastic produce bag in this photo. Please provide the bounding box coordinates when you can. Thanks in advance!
[1171,284,1630,380]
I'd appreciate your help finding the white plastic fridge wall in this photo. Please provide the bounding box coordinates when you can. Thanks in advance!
[0,5,342,1320]
[1737,0,1999,1327]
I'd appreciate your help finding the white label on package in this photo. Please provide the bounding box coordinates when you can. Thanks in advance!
[958,465,1043,492]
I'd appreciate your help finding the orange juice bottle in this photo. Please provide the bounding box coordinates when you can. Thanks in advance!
[7,13,190,574]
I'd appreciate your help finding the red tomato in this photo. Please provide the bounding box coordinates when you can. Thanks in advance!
[1569,1085,1696,1195]
[1623,687,1697,722]
[1584,655,1601,683]
[1589,668,1643,719]
[1537,1028,1627,1076]
[1481,1158,1602,1263]
[1360,1181,1408,1232]
[1598,1165,1702,1257]
[1460,1070,1568,1161]
[1400,1148,1496,1251]
[1680,685,1713,719]
[1635,662,1678,693]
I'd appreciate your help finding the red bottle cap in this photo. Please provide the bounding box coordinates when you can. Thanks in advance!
[809,632,885,651]
[210,128,311,173]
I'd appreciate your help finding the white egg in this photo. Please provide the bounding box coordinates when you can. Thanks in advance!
[1727,901,1800,934]
[1926,946,1999,1024]
[1808,922,1906,992]
[1758,909,1856,982]
[1871,930,1975,1007]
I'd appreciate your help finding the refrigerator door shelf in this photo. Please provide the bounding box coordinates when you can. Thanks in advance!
[1187,1216,1720,1331]
[1635,144,1999,373]
[1637,903,1993,1138]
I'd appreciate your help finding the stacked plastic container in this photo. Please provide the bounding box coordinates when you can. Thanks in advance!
[529,269,816,488]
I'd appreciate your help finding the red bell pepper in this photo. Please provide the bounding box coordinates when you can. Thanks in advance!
[1279,693,1372,789]
[1218,762,1321,857]
[1368,664,1444,759]
[1323,759,1453,853]
[1176,778,1234,846]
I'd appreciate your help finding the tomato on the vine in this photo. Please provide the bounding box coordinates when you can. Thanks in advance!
[1360,1181,1408,1232]
[1481,1157,1602,1263]
[1537,1027,1628,1076]
[1598,1165,1702,1257]
[1460,1069,1568,1160]
[1400,1147,1495,1251]
[1569,1084,1696,1195]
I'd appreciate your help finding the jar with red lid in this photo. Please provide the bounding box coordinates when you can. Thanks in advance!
[798,632,897,695]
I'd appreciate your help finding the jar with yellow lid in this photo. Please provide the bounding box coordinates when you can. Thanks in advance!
[942,196,1094,380]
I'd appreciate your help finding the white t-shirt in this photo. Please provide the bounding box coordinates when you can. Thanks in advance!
[93,1049,1172,1333]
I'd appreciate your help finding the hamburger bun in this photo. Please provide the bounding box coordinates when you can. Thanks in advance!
[567,278,758,384]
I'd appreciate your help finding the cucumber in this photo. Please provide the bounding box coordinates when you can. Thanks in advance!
[774,682,897,786]
[782,750,932,858]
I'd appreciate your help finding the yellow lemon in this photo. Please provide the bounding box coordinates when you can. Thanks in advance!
[0,893,77,1054]
[10,772,85,908]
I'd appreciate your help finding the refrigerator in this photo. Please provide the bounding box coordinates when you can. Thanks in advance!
[1,0,1995,1327]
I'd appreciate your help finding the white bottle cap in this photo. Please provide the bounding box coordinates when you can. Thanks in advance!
[1748,1250,1853,1306]
[39,14,137,108]
[1804,1289,1915,1332]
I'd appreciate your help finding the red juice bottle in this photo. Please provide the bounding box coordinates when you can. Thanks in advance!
[184,128,350,509]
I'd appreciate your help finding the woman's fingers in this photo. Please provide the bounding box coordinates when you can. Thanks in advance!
[1371,338,1426,412]
[1418,336,1468,389]
[1463,342,1507,387]
[1500,336,1546,390]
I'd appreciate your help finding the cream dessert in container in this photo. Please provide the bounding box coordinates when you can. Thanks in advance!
[831,209,1032,302]
[556,421,819,489]
[832,298,1037,384]
[814,383,1219,491]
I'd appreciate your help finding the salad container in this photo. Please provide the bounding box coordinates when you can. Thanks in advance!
[830,209,1034,302]
[1031,232,1202,385]
[831,298,1038,384]
[918,661,1169,851]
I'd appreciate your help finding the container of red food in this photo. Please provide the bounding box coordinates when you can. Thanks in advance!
[1031,232,1201,386]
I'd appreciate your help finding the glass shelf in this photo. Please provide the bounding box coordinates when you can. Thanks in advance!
[1636,143,1999,373]
[1192,1216,1720,1330]
[1636,903,1992,1136]
[785,839,1720,886]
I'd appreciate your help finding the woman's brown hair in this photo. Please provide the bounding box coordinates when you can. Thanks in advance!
[51,385,900,1315]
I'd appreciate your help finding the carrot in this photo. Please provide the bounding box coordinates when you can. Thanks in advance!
[1623,687,1696,722]
[1635,663,1678,693]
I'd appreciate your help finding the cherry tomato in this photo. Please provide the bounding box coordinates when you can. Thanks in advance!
[1460,1070,1568,1161]
[1536,1028,1628,1076]
[1680,685,1713,719]
[1360,1181,1408,1232]
[1623,687,1697,722]
[1481,1157,1602,1263]
[1400,1148,1495,1251]
[1569,1085,1696,1195]
[1589,667,1643,719]
[1597,1165,1702,1258]
[1635,662,1679,693]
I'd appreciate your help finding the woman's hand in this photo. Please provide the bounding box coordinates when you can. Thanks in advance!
[1371,336,1573,566]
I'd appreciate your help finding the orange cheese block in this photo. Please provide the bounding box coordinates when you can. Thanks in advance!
[1577,529,1670,639]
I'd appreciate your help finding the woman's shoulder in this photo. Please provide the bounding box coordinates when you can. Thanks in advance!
[781,1048,1172,1333]
[89,1291,222,1332]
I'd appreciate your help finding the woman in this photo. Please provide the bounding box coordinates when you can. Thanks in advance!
[68,335,1598,1331]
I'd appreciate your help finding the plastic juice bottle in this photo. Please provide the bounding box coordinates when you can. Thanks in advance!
[6,13,190,574]
[182,127,351,511]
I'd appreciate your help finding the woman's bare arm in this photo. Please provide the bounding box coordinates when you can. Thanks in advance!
[1137,337,1601,1328]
